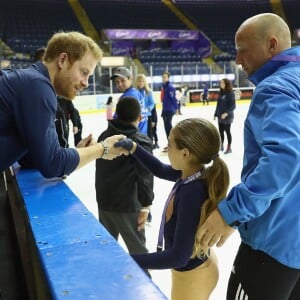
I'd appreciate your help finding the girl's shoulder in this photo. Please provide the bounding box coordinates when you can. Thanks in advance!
[178,178,206,197]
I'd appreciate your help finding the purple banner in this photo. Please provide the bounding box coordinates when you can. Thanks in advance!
[105,29,199,40]
[170,39,210,57]
[111,40,134,56]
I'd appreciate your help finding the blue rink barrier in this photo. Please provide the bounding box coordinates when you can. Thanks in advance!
[6,167,167,300]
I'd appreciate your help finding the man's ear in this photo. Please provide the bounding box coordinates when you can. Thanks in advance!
[269,37,278,54]
[138,114,142,122]
[57,52,68,69]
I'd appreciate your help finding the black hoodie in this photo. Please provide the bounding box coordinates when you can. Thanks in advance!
[95,119,154,212]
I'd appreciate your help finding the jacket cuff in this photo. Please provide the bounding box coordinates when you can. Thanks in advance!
[218,200,241,228]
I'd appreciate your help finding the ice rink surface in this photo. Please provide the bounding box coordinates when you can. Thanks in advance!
[65,101,250,299]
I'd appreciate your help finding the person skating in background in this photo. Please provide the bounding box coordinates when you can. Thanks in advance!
[214,78,236,154]
[160,71,178,152]
[201,82,209,105]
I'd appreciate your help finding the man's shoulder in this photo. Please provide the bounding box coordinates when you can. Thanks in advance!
[122,87,143,100]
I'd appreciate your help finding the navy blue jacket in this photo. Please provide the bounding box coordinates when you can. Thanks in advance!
[0,63,79,177]
[131,145,208,271]
[161,81,178,113]
[214,90,236,124]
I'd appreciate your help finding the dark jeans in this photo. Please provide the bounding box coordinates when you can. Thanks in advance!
[147,115,153,141]
[227,243,300,300]
[162,111,175,139]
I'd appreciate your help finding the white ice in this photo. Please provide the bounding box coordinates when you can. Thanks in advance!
[65,102,250,300]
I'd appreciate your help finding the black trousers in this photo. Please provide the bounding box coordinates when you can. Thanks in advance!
[227,242,300,300]
[218,122,232,145]
[147,115,153,141]
[0,173,27,300]
[98,210,148,254]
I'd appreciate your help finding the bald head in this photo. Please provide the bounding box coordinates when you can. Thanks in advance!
[238,13,291,51]
[235,13,291,76]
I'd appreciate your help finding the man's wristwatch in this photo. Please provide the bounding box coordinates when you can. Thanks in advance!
[100,140,109,158]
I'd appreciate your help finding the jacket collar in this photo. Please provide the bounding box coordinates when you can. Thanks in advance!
[31,61,51,80]
[249,46,300,85]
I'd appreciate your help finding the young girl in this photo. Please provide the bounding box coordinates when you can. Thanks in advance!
[116,118,230,300]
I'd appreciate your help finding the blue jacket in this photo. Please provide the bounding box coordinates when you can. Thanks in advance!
[120,87,148,135]
[138,88,155,117]
[218,47,300,269]
[162,81,178,113]
[0,63,79,177]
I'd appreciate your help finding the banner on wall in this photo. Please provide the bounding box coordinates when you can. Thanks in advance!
[111,40,135,56]
[170,40,210,56]
[189,87,255,103]
[105,29,211,57]
[105,29,200,40]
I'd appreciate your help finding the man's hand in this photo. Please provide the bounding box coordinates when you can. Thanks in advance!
[101,135,127,160]
[195,209,235,249]
[77,134,95,148]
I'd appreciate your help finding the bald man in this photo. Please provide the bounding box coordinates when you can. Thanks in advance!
[196,13,300,299]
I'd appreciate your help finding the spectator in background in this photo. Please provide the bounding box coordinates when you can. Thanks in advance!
[111,67,148,136]
[105,96,114,122]
[32,47,46,62]
[55,104,68,148]
[73,107,83,146]
[196,13,300,299]
[151,104,159,149]
[135,74,155,142]
[95,97,154,275]
[57,96,82,147]
[214,78,236,154]
[161,71,178,152]
[201,82,209,105]
[181,84,189,106]
[175,88,183,115]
